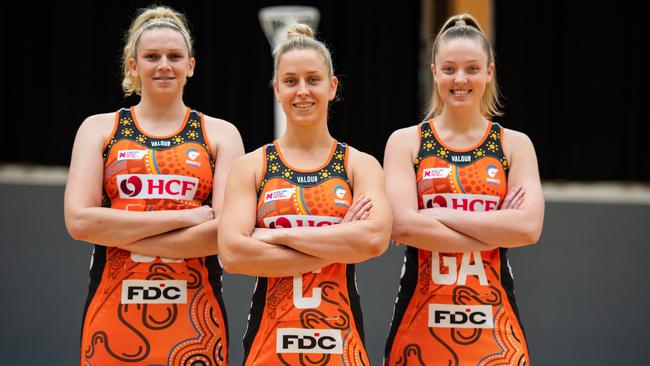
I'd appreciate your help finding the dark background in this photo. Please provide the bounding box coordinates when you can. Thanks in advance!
[1,1,648,180]
[1,1,649,365]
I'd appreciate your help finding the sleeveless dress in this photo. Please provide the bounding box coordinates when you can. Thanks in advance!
[80,107,228,365]
[243,141,370,366]
[385,120,530,366]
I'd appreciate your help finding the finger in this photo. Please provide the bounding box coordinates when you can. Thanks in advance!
[354,201,373,220]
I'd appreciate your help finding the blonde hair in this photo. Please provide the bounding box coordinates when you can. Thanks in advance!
[272,23,334,81]
[426,13,502,118]
[121,6,193,96]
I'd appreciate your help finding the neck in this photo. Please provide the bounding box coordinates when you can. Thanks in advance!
[436,106,486,132]
[279,120,333,150]
[135,92,186,122]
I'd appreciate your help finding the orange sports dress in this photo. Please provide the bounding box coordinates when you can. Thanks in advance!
[80,107,228,366]
[243,141,370,366]
[384,121,530,366]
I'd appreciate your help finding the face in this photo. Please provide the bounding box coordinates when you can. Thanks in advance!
[432,37,494,111]
[129,27,195,96]
[273,49,338,125]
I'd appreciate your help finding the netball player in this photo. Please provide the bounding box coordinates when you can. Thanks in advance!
[64,6,244,365]
[218,24,392,365]
[383,13,544,366]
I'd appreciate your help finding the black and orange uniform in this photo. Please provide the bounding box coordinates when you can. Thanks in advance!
[80,107,228,365]
[385,120,529,366]
[243,141,369,365]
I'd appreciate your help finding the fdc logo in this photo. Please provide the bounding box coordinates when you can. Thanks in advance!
[276,328,343,354]
[428,304,494,329]
[121,280,187,304]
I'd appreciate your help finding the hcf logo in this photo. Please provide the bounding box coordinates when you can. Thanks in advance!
[117,174,199,200]
[276,328,343,354]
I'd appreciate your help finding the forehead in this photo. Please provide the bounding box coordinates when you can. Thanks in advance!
[277,49,328,73]
[436,37,487,63]
[137,27,187,51]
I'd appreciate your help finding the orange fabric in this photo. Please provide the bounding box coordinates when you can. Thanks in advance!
[244,142,370,365]
[386,121,529,366]
[80,108,228,365]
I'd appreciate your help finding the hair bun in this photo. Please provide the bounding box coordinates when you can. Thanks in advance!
[286,23,314,40]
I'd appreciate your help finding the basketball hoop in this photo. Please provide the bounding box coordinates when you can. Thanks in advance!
[259,6,321,138]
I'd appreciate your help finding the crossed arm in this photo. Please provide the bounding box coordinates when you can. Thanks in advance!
[384,126,544,252]
[217,148,392,277]
[64,114,244,258]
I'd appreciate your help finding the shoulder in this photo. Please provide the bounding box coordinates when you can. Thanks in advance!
[502,127,535,149]
[387,124,420,144]
[75,111,118,142]
[202,114,242,142]
[346,146,382,172]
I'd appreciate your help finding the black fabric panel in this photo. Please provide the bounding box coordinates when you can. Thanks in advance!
[346,263,365,344]
[80,245,107,343]
[242,277,267,363]
[384,246,419,361]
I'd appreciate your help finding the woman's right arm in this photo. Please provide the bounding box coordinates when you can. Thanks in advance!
[64,114,211,246]
[217,150,331,277]
[384,127,493,252]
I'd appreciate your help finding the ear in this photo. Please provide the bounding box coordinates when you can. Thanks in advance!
[328,76,339,101]
[486,62,495,83]
[273,79,280,100]
[430,63,437,79]
[128,57,138,79]
[187,57,196,78]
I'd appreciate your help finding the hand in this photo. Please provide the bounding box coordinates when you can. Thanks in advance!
[184,205,215,226]
[501,185,525,210]
[341,195,373,223]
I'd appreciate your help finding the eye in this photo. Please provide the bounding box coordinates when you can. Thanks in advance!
[169,53,183,60]
[284,78,296,86]
[442,66,454,74]
[144,53,160,60]
[467,65,480,74]
[308,76,320,84]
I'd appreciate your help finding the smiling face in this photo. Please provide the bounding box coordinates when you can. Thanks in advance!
[273,49,338,126]
[128,27,195,97]
[432,37,494,113]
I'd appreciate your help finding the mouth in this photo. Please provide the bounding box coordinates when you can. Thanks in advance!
[451,89,471,96]
[153,76,176,81]
[293,102,315,110]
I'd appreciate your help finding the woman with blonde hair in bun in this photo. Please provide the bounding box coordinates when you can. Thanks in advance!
[218,23,392,365]
[65,5,243,365]
[383,13,543,365]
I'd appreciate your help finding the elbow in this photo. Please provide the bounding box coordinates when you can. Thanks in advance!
[361,222,392,258]
[65,214,90,241]
[389,214,411,244]
[216,236,245,274]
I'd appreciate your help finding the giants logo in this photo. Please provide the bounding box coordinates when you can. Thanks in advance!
[117,150,147,161]
[121,280,187,304]
[432,251,488,285]
[429,304,494,329]
[264,188,296,203]
[276,328,343,354]
[423,193,499,211]
[422,167,450,180]
[117,174,198,200]
[262,215,342,229]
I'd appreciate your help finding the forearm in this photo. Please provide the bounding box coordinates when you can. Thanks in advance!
[420,208,541,247]
[264,220,389,264]
[118,220,218,259]
[392,211,493,252]
[221,235,330,277]
[67,207,193,246]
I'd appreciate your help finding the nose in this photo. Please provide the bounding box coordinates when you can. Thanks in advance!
[454,70,467,83]
[158,56,172,71]
[296,80,310,96]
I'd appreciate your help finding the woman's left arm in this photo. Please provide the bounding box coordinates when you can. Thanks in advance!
[421,130,544,247]
[255,149,393,263]
[117,118,245,258]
